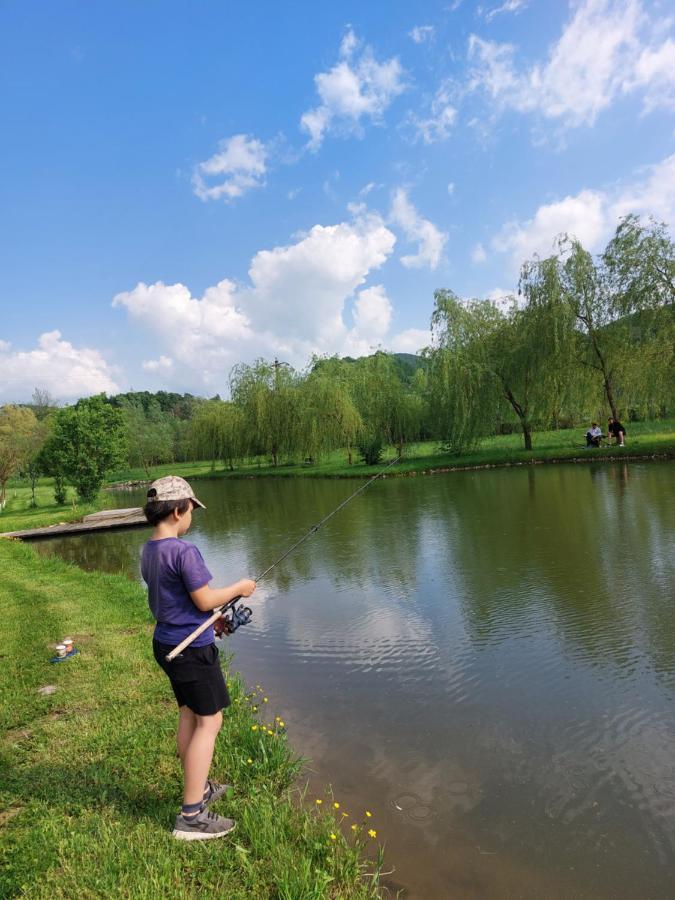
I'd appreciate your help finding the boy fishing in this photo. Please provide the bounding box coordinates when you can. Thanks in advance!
[141,475,256,840]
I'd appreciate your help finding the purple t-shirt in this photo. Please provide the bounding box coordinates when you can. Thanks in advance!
[141,537,214,647]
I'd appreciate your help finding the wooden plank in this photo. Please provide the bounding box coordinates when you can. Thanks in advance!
[0,508,148,541]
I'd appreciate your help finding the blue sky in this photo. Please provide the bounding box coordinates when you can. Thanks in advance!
[1,0,674,401]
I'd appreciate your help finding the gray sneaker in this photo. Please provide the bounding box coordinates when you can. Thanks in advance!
[203,779,232,807]
[172,809,236,841]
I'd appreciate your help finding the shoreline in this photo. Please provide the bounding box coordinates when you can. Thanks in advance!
[106,447,675,489]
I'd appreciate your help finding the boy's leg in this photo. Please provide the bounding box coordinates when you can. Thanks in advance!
[177,705,197,763]
[182,710,223,807]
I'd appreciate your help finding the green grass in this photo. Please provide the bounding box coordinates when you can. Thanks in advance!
[0,540,383,898]
[108,418,675,482]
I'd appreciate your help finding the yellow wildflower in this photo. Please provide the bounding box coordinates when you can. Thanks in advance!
[368,829,377,838]
[279,720,285,727]
[263,697,268,703]
[351,824,358,832]
[330,833,337,840]
[247,758,253,764]
[333,802,340,809]
[341,812,349,818]
[365,810,372,818]
[267,729,274,735]
[315,799,322,805]
[251,725,258,731]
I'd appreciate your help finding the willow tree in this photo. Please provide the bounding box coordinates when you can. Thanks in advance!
[300,360,363,463]
[230,359,302,466]
[0,405,39,509]
[191,400,245,470]
[429,287,572,451]
[553,216,675,420]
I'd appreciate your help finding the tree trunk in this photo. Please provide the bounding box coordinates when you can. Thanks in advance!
[501,381,532,451]
[603,374,618,420]
[347,447,352,465]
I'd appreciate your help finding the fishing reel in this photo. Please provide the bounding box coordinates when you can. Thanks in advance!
[214,602,253,637]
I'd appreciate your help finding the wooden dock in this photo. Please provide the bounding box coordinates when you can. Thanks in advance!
[0,507,148,541]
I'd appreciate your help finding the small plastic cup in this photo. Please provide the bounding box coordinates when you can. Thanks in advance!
[63,638,74,654]
[56,644,67,658]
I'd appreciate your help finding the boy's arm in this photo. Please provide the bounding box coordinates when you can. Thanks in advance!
[190,578,256,612]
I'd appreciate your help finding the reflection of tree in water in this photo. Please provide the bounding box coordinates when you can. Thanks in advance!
[193,476,423,598]
[33,528,144,578]
[437,464,673,680]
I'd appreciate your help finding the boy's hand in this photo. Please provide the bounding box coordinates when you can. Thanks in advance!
[237,579,256,598]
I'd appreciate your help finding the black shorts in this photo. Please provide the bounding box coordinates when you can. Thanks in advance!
[153,639,230,716]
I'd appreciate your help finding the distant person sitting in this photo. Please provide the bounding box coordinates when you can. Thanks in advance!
[607,417,626,446]
[586,423,602,447]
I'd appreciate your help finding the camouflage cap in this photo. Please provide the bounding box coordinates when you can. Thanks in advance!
[146,475,206,509]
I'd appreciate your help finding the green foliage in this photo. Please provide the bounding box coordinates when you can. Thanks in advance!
[0,405,39,508]
[191,400,245,469]
[120,398,174,475]
[43,396,127,503]
[230,359,303,466]
[356,435,383,465]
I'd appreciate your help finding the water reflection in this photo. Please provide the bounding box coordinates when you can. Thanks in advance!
[33,464,675,898]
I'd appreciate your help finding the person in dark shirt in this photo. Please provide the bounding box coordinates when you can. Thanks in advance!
[607,417,627,446]
[142,475,256,841]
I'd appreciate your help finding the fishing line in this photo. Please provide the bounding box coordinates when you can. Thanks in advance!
[165,456,400,660]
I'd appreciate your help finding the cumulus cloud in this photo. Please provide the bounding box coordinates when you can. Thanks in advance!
[406,80,457,143]
[351,284,392,340]
[492,153,675,271]
[468,0,675,129]
[300,28,406,150]
[142,355,174,373]
[192,134,267,201]
[471,242,487,263]
[388,328,431,353]
[390,188,447,269]
[0,331,119,402]
[113,209,405,385]
[409,25,435,44]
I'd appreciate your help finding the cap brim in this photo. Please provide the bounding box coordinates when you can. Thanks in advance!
[191,497,206,510]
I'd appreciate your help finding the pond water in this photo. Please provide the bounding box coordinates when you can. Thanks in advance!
[34,463,675,898]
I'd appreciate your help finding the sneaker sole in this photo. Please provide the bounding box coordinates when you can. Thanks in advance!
[172,822,236,841]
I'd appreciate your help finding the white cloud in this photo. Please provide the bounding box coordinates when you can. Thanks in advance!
[351,285,392,340]
[388,328,431,353]
[406,80,457,143]
[493,189,608,266]
[471,242,487,263]
[114,209,400,384]
[483,0,529,23]
[468,0,675,129]
[627,38,675,113]
[447,182,455,195]
[300,28,406,150]
[0,331,119,402]
[492,153,675,271]
[142,356,174,373]
[390,188,447,269]
[409,25,435,44]
[192,134,267,201]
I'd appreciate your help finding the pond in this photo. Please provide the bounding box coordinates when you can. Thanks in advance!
[34,462,675,899]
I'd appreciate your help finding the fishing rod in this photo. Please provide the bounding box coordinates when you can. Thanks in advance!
[165,456,400,661]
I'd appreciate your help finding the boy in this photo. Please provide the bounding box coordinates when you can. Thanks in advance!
[141,475,256,840]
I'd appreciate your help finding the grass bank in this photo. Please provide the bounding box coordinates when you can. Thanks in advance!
[108,418,675,483]
[0,540,383,898]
